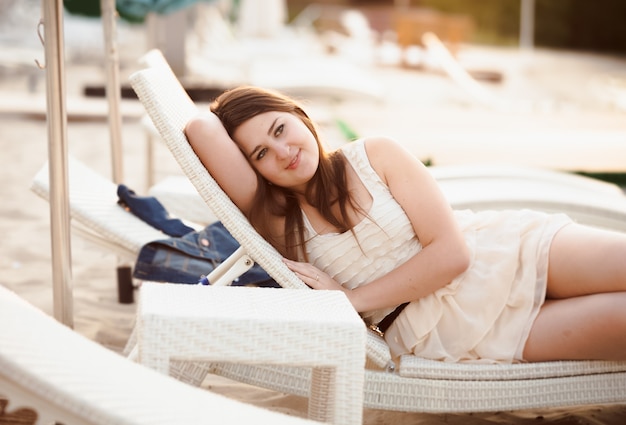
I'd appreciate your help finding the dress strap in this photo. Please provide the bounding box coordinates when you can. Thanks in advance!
[341,139,387,195]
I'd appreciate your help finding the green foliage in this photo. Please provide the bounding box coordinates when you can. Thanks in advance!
[335,119,360,142]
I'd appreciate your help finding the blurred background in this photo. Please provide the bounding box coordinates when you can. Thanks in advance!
[1,0,625,182]
[2,0,625,201]
[3,1,625,81]
[294,0,626,52]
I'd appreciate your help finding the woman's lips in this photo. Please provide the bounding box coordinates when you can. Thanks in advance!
[286,149,300,169]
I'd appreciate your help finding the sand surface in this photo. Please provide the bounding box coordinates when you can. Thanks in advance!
[1,3,626,423]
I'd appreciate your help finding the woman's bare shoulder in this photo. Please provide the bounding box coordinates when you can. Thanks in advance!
[336,136,400,159]
[361,135,403,154]
[359,136,428,185]
[362,135,411,164]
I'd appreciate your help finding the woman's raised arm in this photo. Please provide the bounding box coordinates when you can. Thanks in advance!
[184,112,257,215]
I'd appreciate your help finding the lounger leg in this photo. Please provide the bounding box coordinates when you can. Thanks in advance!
[309,363,364,424]
[117,264,134,304]
[308,367,334,422]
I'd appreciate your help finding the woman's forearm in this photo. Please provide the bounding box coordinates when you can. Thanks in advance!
[348,237,470,313]
[185,112,257,214]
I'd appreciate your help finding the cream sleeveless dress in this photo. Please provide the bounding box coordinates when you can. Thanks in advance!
[302,140,572,363]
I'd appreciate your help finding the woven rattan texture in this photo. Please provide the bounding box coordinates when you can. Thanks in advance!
[137,283,365,424]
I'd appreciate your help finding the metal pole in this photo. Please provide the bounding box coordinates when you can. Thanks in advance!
[41,0,73,327]
[101,0,124,184]
[100,0,134,303]
[520,0,535,50]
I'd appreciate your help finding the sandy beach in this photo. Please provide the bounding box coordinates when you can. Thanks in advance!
[2,3,626,423]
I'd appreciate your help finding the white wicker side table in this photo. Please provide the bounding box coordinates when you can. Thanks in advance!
[137,283,366,424]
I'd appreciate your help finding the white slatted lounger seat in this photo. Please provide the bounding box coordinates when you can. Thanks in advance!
[30,158,173,303]
[128,57,626,414]
[0,284,320,425]
[31,158,166,262]
[431,164,626,232]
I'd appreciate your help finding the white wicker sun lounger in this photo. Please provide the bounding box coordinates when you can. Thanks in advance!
[31,158,166,262]
[0,284,319,425]
[30,158,170,303]
[129,56,626,414]
[431,164,626,232]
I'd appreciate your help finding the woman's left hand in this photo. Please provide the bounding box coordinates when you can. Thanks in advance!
[283,258,345,292]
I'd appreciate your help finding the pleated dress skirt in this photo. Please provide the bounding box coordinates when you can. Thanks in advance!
[385,209,572,363]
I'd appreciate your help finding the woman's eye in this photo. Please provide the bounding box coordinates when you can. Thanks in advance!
[274,124,284,137]
[256,148,268,160]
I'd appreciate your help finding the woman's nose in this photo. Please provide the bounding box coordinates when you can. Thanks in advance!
[275,142,290,159]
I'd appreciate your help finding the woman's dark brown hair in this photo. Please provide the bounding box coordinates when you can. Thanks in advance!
[210,86,361,261]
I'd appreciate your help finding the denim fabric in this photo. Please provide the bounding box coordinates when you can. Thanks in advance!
[118,184,278,287]
[117,184,195,237]
[133,221,279,287]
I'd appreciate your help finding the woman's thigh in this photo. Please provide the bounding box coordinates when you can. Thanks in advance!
[523,293,626,361]
[546,223,626,299]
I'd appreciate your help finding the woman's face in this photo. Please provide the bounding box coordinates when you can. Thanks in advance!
[233,111,319,193]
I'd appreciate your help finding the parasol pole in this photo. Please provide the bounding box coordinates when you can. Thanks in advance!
[40,0,73,327]
[101,0,124,184]
[520,0,535,50]
[100,0,134,303]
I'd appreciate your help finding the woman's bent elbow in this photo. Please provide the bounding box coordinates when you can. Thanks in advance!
[184,116,206,141]
[452,244,471,277]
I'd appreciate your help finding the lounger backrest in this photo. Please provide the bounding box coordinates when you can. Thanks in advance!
[129,67,307,290]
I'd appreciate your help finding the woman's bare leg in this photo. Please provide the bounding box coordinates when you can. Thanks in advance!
[524,292,626,361]
[523,223,626,361]
[546,223,626,298]
[523,294,626,361]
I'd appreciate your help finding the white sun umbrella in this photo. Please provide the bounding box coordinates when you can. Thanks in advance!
[41,0,124,326]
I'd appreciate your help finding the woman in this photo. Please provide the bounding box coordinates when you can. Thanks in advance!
[185,86,626,364]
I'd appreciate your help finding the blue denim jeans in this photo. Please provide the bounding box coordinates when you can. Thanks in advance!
[133,221,279,287]
[117,184,195,237]
[117,183,277,287]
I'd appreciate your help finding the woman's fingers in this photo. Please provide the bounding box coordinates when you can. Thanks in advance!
[283,258,315,277]
[283,259,326,289]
